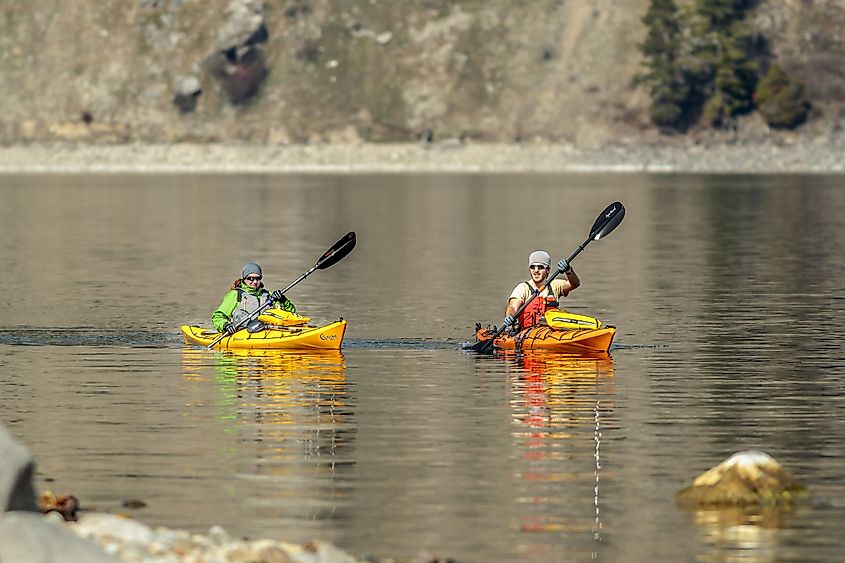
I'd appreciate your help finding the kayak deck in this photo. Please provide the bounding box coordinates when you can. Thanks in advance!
[181,319,347,350]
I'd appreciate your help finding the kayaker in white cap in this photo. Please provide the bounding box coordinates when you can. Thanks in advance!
[211,262,296,335]
[502,250,580,331]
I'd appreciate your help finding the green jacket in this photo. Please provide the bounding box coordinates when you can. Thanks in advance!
[212,283,296,331]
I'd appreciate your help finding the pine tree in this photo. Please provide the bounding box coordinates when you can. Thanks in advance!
[637,0,692,130]
[702,22,758,126]
[690,3,758,127]
[695,0,753,28]
[755,63,809,129]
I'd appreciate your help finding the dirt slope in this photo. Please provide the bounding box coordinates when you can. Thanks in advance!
[0,0,842,145]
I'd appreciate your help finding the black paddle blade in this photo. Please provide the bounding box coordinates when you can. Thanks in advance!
[316,231,356,270]
[470,338,496,353]
[468,325,499,353]
[589,202,625,241]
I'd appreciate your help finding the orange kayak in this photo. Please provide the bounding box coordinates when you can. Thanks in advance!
[474,324,616,354]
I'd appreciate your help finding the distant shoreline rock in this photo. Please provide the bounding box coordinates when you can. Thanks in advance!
[1,139,844,174]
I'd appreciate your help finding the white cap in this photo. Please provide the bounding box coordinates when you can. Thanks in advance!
[528,250,551,268]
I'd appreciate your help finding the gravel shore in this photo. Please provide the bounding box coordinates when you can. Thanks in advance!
[1,139,844,174]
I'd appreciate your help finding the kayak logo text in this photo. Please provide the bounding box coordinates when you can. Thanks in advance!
[320,334,337,340]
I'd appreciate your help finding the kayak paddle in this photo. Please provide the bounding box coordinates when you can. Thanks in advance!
[206,231,357,349]
[468,202,625,353]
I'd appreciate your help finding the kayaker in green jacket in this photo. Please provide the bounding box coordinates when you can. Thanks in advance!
[212,262,296,335]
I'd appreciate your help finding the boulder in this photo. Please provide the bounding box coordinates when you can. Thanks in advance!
[205,0,269,105]
[173,75,203,113]
[216,0,268,53]
[677,451,810,508]
[0,512,119,563]
[205,47,268,105]
[0,424,37,512]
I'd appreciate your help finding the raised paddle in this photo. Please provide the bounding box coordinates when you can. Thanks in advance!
[469,202,625,353]
[207,231,357,349]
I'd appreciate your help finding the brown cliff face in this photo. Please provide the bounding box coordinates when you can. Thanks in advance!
[0,0,842,146]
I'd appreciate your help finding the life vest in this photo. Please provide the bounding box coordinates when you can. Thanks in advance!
[231,287,271,325]
[517,282,559,330]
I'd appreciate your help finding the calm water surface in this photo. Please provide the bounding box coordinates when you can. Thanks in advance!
[1,173,844,562]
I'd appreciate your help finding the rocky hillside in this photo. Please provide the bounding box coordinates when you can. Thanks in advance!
[1,0,843,146]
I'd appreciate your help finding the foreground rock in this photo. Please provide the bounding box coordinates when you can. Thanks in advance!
[70,514,357,563]
[1,424,368,562]
[0,424,37,512]
[677,451,810,508]
[0,512,120,563]
[1,426,117,562]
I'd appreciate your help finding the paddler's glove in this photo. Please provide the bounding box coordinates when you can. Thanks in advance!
[271,290,286,303]
[222,322,237,336]
[558,259,572,273]
[502,315,516,330]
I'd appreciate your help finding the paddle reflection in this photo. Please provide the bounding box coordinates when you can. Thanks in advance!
[501,352,615,560]
[180,348,354,522]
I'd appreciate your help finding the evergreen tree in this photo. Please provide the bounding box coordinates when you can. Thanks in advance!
[695,0,753,28]
[637,0,811,132]
[701,22,758,126]
[637,0,692,130]
[755,63,809,129]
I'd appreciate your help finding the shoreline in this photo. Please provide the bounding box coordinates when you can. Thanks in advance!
[1,140,845,174]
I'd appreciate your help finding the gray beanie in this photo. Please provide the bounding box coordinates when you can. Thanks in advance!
[241,262,263,278]
[528,250,551,268]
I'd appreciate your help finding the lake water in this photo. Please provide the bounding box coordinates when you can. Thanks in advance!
[1,172,844,562]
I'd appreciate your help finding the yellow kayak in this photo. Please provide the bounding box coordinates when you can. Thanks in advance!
[181,310,347,350]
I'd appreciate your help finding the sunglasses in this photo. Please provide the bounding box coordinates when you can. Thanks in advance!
[529,265,548,271]
[244,276,262,282]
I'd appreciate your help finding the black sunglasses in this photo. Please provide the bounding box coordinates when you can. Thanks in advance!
[529,265,547,271]
[244,276,262,282]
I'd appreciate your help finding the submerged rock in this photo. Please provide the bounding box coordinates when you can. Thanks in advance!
[677,451,810,508]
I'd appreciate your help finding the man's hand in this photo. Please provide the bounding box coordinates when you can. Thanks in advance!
[558,259,572,273]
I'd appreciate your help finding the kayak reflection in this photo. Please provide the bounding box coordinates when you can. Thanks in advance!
[182,347,348,425]
[180,348,353,523]
[501,352,615,559]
